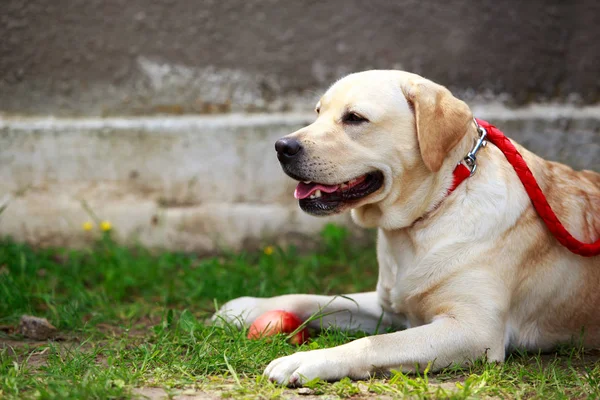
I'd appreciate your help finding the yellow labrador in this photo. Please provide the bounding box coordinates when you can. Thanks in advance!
[214,70,600,385]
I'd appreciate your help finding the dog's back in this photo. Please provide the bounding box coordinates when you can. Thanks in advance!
[522,144,600,246]
[504,142,600,349]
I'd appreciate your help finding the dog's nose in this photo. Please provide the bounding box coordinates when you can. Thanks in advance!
[275,138,302,159]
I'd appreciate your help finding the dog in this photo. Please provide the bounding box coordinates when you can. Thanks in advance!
[214,70,600,386]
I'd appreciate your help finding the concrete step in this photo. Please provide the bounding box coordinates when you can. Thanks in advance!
[0,105,598,252]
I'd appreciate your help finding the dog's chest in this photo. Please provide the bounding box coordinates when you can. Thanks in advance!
[376,229,429,326]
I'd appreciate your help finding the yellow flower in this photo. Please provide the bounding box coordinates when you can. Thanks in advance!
[100,220,112,231]
[82,221,94,231]
[263,246,274,256]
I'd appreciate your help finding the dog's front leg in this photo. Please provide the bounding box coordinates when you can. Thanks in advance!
[213,292,404,333]
[265,315,505,386]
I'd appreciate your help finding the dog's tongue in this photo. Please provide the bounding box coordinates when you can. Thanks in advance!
[294,182,339,199]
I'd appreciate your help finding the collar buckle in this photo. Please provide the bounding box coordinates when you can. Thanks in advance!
[463,119,488,176]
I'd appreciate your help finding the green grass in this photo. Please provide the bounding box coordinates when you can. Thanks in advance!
[0,224,599,399]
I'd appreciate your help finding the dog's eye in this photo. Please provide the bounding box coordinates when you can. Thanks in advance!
[315,107,320,114]
[343,112,368,124]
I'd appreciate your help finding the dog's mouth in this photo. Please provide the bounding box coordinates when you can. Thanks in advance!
[293,171,384,216]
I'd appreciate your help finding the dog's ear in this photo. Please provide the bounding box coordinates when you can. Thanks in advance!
[402,79,472,172]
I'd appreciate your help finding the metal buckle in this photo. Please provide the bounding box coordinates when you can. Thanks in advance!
[463,119,488,176]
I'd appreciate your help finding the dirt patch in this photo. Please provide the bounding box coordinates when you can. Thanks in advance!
[1,338,53,370]
[0,336,92,370]
[132,378,459,400]
[95,315,161,337]
[130,382,468,400]
[131,386,384,400]
[132,387,223,400]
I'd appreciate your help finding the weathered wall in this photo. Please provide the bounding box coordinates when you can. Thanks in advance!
[1,107,598,252]
[0,114,352,251]
[2,0,599,117]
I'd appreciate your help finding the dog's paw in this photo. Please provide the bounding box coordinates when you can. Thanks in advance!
[264,348,354,386]
[211,296,267,328]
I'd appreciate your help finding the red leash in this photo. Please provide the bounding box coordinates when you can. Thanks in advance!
[450,119,599,257]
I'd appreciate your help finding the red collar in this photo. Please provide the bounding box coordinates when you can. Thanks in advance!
[412,119,487,225]
[447,119,488,195]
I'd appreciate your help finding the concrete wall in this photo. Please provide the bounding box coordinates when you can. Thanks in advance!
[2,0,599,117]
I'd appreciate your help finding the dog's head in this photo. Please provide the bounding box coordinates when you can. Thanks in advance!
[275,70,474,228]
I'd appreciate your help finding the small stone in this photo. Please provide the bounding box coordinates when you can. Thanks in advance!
[19,315,57,340]
[297,388,314,395]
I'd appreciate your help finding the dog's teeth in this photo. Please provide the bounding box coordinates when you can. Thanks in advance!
[349,178,357,184]
[340,183,348,189]
[303,181,312,184]
[314,190,322,198]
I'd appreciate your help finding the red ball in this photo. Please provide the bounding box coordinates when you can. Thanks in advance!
[247,310,309,344]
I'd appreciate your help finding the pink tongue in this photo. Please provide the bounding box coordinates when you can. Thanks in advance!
[294,182,339,199]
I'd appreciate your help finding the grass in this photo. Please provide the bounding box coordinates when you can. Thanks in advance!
[0,224,599,399]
